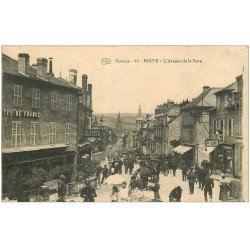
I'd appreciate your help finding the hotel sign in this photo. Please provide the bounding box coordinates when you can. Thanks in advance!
[2,109,41,118]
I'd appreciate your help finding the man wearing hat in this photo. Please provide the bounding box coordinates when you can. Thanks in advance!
[81,180,97,202]
[57,175,67,202]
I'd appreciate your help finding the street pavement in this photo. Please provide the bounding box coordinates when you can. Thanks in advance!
[94,169,221,202]
[49,156,221,202]
[62,166,221,203]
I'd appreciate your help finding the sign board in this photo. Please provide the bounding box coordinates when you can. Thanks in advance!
[84,130,101,138]
[205,139,219,147]
[2,109,41,118]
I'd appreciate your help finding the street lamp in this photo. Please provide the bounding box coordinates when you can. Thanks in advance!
[71,91,83,182]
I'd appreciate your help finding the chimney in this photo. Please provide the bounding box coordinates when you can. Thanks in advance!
[48,57,54,77]
[82,75,88,106]
[69,69,77,86]
[236,75,243,92]
[87,83,92,96]
[203,86,210,92]
[37,57,48,79]
[18,53,30,75]
[87,84,92,109]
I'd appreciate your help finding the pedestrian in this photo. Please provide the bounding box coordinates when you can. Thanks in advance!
[229,177,243,201]
[119,182,129,201]
[202,173,214,202]
[219,174,230,202]
[96,165,103,184]
[141,173,149,190]
[172,159,177,177]
[128,160,134,175]
[187,168,197,194]
[101,165,109,184]
[81,180,97,202]
[197,168,206,189]
[181,162,188,181]
[57,175,67,202]
[124,158,129,174]
[169,186,182,202]
[110,185,120,202]
[207,161,213,175]
[151,182,162,202]
[110,162,116,175]
[156,161,161,179]
[163,160,169,176]
[118,159,123,174]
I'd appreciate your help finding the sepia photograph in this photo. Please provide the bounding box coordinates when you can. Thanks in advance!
[1,45,248,202]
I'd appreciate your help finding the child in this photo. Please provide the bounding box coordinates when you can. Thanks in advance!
[110,185,119,202]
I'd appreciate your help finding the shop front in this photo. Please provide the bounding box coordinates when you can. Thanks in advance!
[173,145,194,166]
[2,144,74,196]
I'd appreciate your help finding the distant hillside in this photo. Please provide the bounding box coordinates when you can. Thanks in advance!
[93,113,147,132]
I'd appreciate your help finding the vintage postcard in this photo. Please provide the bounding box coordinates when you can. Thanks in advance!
[1,45,248,202]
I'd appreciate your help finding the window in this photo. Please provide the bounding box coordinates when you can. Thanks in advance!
[66,94,72,111]
[213,120,217,134]
[49,122,56,145]
[11,121,21,147]
[65,123,72,144]
[13,85,22,107]
[50,92,57,110]
[227,119,234,136]
[32,88,40,108]
[217,119,224,134]
[31,122,40,146]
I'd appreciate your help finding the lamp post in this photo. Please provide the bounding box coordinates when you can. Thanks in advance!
[71,91,83,182]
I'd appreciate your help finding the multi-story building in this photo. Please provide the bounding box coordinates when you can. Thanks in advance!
[154,100,180,155]
[208,75,243,177]
[143,114,156,155]
[2,53,93,193]
[176,86,221,166]
[90,116,113,152]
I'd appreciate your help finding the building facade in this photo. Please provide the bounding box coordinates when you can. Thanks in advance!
[2,53,93,194]
[176,86,222,166]
[208,75,243,177]
[154,100,180,155]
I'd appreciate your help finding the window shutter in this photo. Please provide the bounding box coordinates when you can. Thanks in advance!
[13,85,18,106]
[17,122,21,147]
[11,121,17,147]
[37,89,40,108]
[18,85,22,107]
[231,119,234,136]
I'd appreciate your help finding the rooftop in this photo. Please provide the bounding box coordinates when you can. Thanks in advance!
[215,82,237,95]
[182,87,222,110]
[2,54,82,91]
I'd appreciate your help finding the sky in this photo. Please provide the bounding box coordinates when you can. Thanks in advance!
[2,46,248,114]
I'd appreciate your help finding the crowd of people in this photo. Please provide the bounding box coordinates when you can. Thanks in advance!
[57,148,243,202]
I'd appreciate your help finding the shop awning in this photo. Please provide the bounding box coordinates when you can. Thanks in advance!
[173,145,193,155]
[202,147,216,154]
[2,144,69,154]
